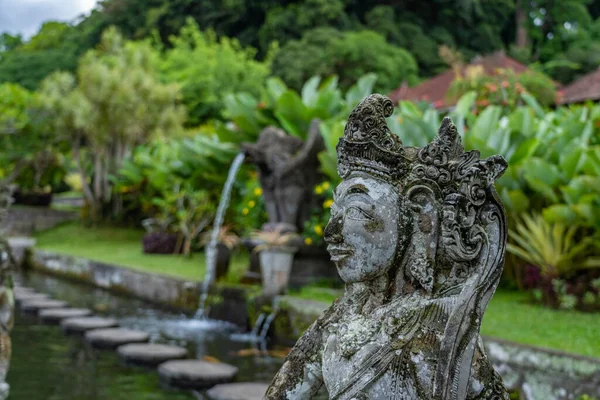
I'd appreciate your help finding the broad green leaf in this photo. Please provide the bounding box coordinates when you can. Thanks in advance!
[509,137,539,165]
[301,76,321,107]
[521,92,544,118]
[453,91,476,117]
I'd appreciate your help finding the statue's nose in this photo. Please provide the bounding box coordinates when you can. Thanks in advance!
[324,212,343,244]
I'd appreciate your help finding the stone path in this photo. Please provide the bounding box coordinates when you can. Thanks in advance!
[39,308,92,324]
[85,328,150,349]
[15,283,250,397]
[117,343,188,366]
[61,316,119,334]
[206,383,269,400]
[21,299,68,312]
[14,292,49,304]
[158,360,238,389]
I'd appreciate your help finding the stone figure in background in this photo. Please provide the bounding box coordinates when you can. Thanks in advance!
[242,120,324,233]
[265,94,509,399]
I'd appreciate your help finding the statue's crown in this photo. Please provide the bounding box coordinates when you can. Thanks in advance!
[337,94,507,196]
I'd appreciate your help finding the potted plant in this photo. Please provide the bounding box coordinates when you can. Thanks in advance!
[251,228,300,296]
[199,226,240,280]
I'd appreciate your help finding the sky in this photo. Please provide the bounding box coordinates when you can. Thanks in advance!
[0,0,99,38]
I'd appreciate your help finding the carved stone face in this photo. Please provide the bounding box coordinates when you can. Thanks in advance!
[324,172,401,283]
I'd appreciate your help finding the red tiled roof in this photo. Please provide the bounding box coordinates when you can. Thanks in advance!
[389,51,532,109]
[558,68,600,105]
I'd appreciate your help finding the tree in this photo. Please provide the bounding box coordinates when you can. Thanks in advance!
[0,22,80,90]
[272,28,418,92]
[160,19,272,126]
[40,28,185,221]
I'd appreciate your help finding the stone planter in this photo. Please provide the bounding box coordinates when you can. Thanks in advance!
[215,243,232,281]
[259,247,297,297]
[142,232,179,254]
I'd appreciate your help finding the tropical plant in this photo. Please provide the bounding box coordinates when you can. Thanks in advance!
[251,227,300,251]
[230,171,268,236]
[506,213,599,279]
[447,67,558,110]
[303,181,334,246]
[199,225,240,250]
[152,184,215,257]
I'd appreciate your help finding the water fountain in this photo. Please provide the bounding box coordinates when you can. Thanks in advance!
[195,153,246,318]
[258,310,277,340]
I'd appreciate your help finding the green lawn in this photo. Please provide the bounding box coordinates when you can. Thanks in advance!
[482,290,600,358]
[34,223,249,283]
[290,286,600,358]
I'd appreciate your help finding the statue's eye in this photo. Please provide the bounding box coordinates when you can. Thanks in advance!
[346,206,373,221]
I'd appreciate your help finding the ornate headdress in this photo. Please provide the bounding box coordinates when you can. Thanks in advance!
[337,94,507,196]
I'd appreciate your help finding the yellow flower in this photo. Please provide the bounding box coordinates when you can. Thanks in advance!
[323,199,334,208]
[304,237,313,245]
[315,187,323,195]
[253,187,262,196]
[242,208,249,215]
[321,182,330,190]
[314,225,323,236]
[248,200,256,208]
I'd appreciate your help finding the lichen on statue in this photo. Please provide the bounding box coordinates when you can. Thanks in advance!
[265,94,510,400]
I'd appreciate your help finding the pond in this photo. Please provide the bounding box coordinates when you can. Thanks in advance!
[9,272,288,400]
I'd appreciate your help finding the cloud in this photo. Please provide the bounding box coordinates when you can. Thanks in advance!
[0,0,99,38]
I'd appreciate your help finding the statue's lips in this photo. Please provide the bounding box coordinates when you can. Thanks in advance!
[327,246,353,262]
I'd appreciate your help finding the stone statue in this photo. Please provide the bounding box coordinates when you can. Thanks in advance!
[265,94,510,400]
[242,120,324,233]
[0,185,14,400]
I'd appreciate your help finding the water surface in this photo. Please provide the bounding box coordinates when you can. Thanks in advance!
[9,272,285,399]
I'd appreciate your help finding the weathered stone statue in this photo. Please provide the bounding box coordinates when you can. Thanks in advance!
[0,185,14,400]
[265,94,509,400]
[242,120,324,233]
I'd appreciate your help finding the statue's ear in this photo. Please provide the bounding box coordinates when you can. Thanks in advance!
[405,184,439,293]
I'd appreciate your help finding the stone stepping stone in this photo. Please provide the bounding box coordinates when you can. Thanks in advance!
[61,317,119,334]
[39,308,92,324]
[158,360,238,389]
[14,292,49,304]
[85,328,149,349]
[207,382,269,400]
[117,343,188,366]
[14,286,34,293]
[21,299,68,313]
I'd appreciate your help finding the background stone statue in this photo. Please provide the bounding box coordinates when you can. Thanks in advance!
[265,94,509,399]
[242,120,324,233]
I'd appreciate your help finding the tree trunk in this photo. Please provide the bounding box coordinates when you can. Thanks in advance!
[515,0,529,48]
[73,138,96,219]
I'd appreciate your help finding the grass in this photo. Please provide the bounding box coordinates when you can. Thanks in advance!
[34,223,249,283]
[288,285,600,358]
[482,290,600,358]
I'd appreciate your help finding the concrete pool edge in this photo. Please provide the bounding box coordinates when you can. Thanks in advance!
[24,248,257,328]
